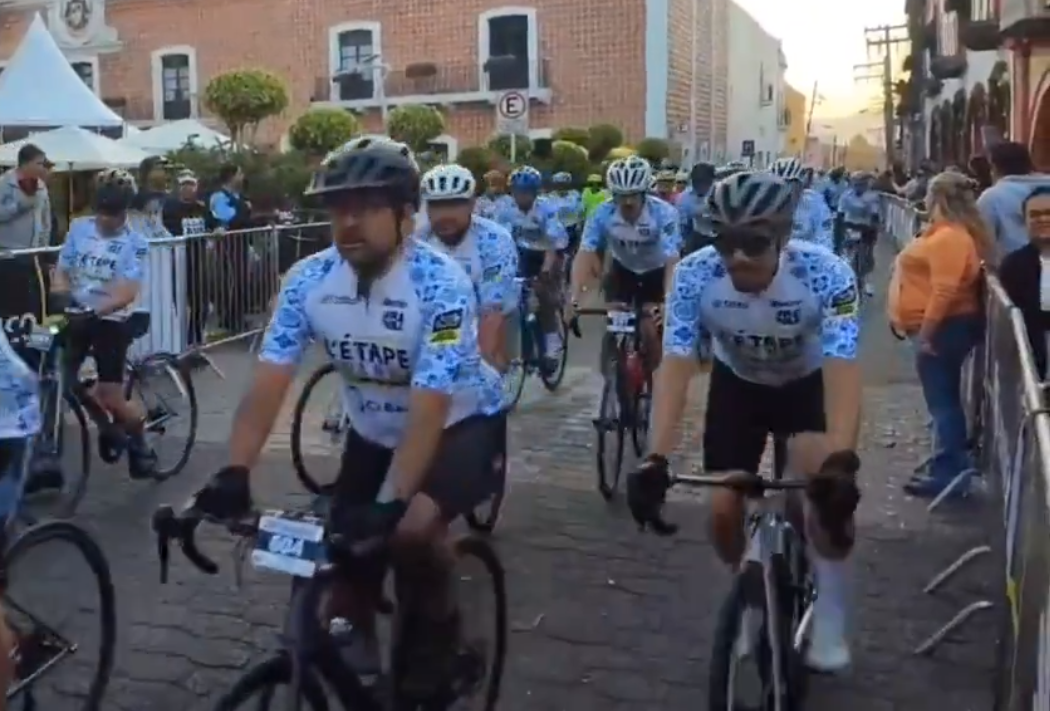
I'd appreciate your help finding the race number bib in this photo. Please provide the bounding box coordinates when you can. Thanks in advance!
[846,228,862,242]
[606,310,636,334]
[251,510,326,577]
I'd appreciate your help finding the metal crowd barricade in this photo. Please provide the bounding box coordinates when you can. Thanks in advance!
[878,192,924,250]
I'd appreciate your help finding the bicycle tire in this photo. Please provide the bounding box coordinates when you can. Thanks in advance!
[4,520,117,710]
[539,302,569,392]
[124,354,198,480]
[501,357,527,412]
[290,363,338,496]
[595,375,624,501]
[629,369,652,458]
[210,654,329,711]
[36,390,92,522]
[465,464,506,535]
[390,536,507,711]
[708,561,767,711]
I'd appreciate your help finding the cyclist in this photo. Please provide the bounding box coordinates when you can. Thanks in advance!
[771,157,835,251]
[820,166,848,212]
[493,166,568,370]
[651,169,677,203]
[48,169,157,484]
[474,169,505,220]
[189,137,506,692]
[581,173,608,219]
[416,164,519,372]
[836,171,881,297]
[549,171,583,256]
[677,162,717,254]
[568,156,681,368]
[626,170,862,673]
[673,170,689,198]
[0,310,39,538]
[715,161,748,181]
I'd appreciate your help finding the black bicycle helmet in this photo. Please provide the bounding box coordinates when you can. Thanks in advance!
[706,171,796,230]
[94,168,138,213]
[306,135,421,210]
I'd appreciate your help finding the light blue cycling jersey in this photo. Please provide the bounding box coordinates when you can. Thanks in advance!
[413,215,520,314]
[819,178,846,210]
[550,190,583,226]
[581,196,682,274]
[663,240,859,386]
[0,329,39,439]
[791,188,835,251]
[57,216,150,321]
[474,193,502,221]
[492,195,568,252]
[836,188,881,227]
[676,186,714,236]
[260,241,503,448]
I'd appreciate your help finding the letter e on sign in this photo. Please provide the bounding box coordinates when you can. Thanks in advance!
[496,90,529,135]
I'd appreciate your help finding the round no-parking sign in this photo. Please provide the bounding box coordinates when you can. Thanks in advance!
[496,90,529,134]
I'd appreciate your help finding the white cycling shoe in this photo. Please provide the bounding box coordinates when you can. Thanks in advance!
[804,597,851,672]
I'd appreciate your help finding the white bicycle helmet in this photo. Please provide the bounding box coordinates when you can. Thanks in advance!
[606,156,652,195]
[769,157,805,182]
[707,171,797,229]
[421,164,477,201]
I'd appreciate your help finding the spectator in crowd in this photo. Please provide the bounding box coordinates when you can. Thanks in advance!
[163,171,216,348]
[977,141,1050,258]
[901,163,933,204]
[997,186,1050,378]
[132,156,173,240]
[968,154,993,193]
[208,163,252,333]
[0,144,51,250]
[888,171,992,498]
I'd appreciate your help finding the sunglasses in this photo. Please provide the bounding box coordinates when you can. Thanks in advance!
[712,230,777,258]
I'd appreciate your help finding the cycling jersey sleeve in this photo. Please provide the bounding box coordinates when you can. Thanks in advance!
[57,222,81,272]
[579,204,609,253]
[812,198,835,251]
[117,235,150,283]
[817,257,861,359]
[662,251,717,358]
[258,264,320,367]
[658,203,683,260]
[542,201,568,250]
[478,227,519,315]
[412,268,479,395]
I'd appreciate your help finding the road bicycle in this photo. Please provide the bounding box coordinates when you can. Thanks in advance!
[641,442,815,711]
[840,225,870,306]
[502,275,570,411]
[22,311,197,519]
[0,440,116,710]
[152,490,507,711]
[289,364,508,535]
[575,302,655,500]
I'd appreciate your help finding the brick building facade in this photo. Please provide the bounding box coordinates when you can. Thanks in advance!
[0,0,730,157]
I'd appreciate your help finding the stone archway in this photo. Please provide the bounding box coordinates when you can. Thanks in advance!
[1032,70,1050,171]
[988,60,1010,138]
[941,101,954,167]
[967,83,987,156]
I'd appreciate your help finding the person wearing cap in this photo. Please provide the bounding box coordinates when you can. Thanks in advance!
[208,162,253,333]
[163,172,216,347]
[0,143,51,250]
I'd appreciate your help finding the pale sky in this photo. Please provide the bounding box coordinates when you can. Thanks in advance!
[733,0,908,118]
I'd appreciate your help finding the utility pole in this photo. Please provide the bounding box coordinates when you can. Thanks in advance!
[854,23,909,167]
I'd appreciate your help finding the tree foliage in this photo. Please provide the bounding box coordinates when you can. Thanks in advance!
[386,105,445,152]
[203,69,289,144]
[288,108,359,155]
[552,126,590,149]
[587,124,624,162]
[165,146,314,211]
[488,134,532,162]
[634,137,671,165]
[455,146,499,187]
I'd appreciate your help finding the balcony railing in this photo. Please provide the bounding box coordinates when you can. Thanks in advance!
[1000,0,1050,37]
[311,58,552,107]
[103,94,204,124]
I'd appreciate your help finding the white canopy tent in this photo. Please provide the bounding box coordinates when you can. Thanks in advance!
[0,127,151,171]
[0,14,125,128]
[119,119,232,155]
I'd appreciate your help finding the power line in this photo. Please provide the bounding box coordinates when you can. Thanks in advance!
[854,23,909,166]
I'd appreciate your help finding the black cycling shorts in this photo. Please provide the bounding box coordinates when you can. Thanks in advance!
[603,260,665,305]
[66,318,133,384]
[332,413,507,521]
[702,359,825,474]
[518,248,546,280]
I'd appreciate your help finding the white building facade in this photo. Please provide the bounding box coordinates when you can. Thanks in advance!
[725,1,787,168]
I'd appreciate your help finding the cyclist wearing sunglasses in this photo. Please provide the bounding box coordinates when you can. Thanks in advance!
[568,156,682,367]
[771,157,835,252]
[628,171,863,673]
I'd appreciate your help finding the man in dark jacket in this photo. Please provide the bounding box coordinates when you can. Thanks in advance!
[163,172,216,347]
[208,163,252,333]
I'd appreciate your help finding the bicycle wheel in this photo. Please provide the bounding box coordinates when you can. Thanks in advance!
[501,315,529,412]
[465,440,508,535]
[539,300,569,392]
[23,384,91,524]
[630,369,653,458]
[124,353,198,479]
[594,373,625,501]
[391,536,507,710]
[290,363,345,495]
[4,520,116,710]
[210,654,329,710]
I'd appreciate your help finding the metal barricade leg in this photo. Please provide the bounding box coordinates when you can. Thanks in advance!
[912,600,995,656]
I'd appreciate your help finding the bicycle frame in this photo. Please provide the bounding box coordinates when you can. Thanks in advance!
[515,276,547,368]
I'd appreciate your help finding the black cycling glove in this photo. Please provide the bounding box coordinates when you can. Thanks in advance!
[626,455,676,535]
[194,466,252,520]
[806,450,862,546]
[46,292,74,315]
[329,500,408,555]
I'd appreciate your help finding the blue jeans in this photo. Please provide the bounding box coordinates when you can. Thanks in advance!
[915,315,982,482]
[0,437,31,523]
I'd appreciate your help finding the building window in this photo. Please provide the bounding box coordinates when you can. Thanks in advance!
[478,7,539,92]
[70,58,99,94]
[328,22,381,102]
[151,46,199,121]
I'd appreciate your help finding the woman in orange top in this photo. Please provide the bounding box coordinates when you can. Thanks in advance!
[888,172,992,498]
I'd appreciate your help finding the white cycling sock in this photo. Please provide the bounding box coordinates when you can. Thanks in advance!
[545,332,562,354]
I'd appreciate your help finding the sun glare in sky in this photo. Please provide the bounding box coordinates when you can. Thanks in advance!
[731,0,908,117]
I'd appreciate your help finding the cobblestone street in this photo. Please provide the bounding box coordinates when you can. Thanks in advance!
[8,245,1000,710]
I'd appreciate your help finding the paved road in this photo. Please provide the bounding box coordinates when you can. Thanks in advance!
[11,243,999,710]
